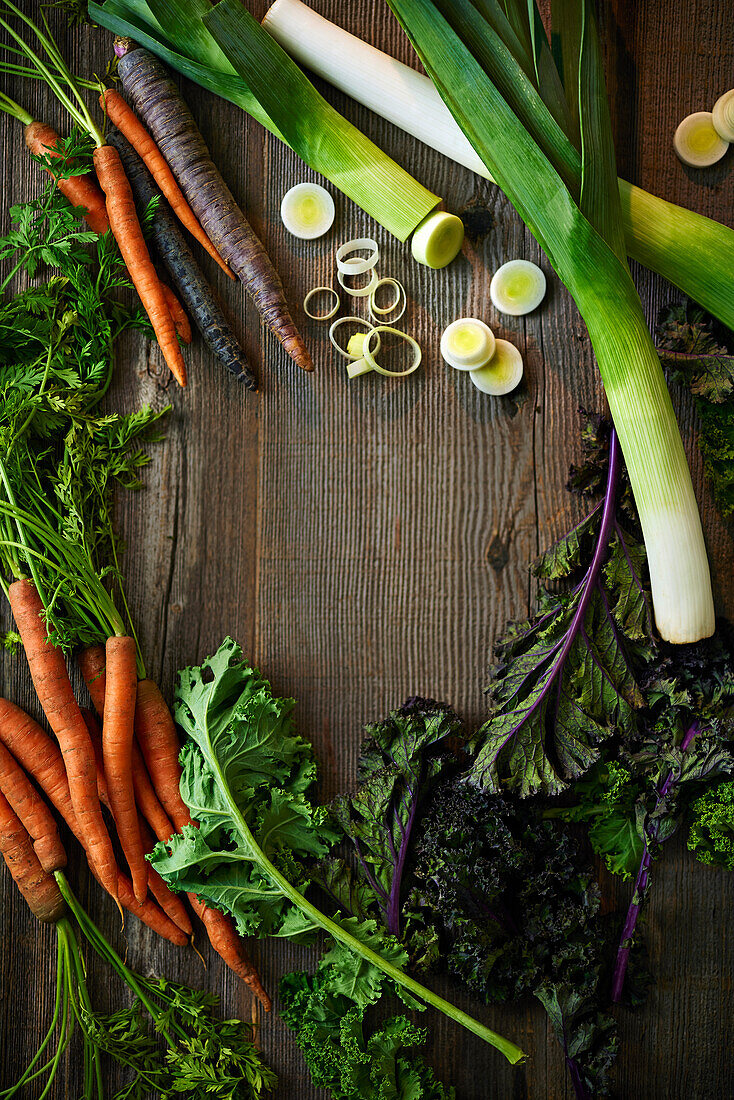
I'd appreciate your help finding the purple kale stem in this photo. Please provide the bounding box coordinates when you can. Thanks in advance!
[566,1054,592,1100]
[506,430,621,750]
[385,772,421,937]
[611,721,700,1003]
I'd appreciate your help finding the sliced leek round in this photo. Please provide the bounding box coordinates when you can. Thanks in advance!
[281,182,335,238]
[329,316,379,359]
[303,285,340,320]
[363,326,422,376]
[335,237,380,274]
[337,265,379,298]
[411,211,465,269]
[712,90,734,143]
[440,318,496,371]
[490,260,546,316]
[368,277,406,322]
[470,339,523,395]
[673,112,729,167]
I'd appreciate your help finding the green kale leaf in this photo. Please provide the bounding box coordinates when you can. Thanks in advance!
[657,300,734,517]
[687,781,734,870]
[469,426,652,797]
[329,698,460,937]
[280,963,454,1100]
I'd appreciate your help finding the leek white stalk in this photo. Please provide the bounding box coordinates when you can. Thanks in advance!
[262,0,734,331]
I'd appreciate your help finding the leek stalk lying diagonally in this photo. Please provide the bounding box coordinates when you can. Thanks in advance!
[262,0,734,332]
[90,0,439,242]
[382,0,714,644]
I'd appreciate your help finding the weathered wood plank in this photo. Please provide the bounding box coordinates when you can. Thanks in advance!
[0,1,732,1097]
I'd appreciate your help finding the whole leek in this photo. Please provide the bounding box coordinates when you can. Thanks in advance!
[385,0,714,644]
[262,0,734,332]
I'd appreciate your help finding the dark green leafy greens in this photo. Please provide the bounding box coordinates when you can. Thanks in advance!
[406,779,617,1099]
[329,698,460,936]
[470,422,652,797]
[150,638,526,1066]
[657,300,734,517]
[280,962,454,1100]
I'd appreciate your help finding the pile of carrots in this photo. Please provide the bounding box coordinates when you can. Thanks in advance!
[0,576,271,1011]
[12,21,313,387]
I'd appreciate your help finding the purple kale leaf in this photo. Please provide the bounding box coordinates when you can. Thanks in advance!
[329,698,460,937]
[469,429,655,797]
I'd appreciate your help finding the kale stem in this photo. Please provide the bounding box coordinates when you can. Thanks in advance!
[196,697,527,1064]
[566,1053,592,1100]
[611,721,700,1002]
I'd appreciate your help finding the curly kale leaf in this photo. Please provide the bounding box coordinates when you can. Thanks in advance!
[657,301,734,403]
[150,638,338,941]
[328,698,460,935]
[657,300,734,517]
[687,781,734,870]
[280,962,453,1100]
[406,779,616,1096]
[470,430,652,797]
[549,761,643,879]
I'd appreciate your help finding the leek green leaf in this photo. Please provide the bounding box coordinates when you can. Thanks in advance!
[386,0,714,644]
[202,0,439,241]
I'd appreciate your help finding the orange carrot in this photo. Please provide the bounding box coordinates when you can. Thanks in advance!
[0,740,66,873]
[134,678,191,832]
[81,707,110,807]
[115,869,188,946]
[92,144,187,387]
[161,283,192,344]
[25,120,110,235]
[139,816,193,936]
[8,579,118,899]
[133,682,269,1001]
[99,88,234,281]
[78,644,107,716]
[0,697,185,945]
[103,635,147,904]
[0,791,67,924]
[188,894,271,1010]
[79,655,175,844]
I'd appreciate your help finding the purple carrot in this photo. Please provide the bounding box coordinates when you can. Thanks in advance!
[113,37,313,374]
[611,722,700,1002]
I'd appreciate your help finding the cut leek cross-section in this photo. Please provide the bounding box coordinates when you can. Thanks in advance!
[674,112,729,167]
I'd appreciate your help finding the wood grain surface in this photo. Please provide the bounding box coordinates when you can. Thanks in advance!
[1,1,733,1097]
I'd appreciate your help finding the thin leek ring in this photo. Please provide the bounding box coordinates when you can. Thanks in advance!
[335,237,380,275]
[303,285,340,320]
[363,326,422,377]
[337,266,379,298]
[329,316,381,360]
[368,278,406,322]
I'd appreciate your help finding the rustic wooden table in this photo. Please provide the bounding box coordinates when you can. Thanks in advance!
[1,1,733,1097]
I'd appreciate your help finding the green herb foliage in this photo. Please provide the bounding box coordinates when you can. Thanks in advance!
[657,300,734,517]
[0,168,166,651]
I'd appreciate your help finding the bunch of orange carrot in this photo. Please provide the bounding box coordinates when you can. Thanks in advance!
[2,577,271,1010]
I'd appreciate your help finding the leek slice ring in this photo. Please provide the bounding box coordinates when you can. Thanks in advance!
[363,326,422,377]
[368,277,406,322]
[303,285,340,320]
[337,266,379,298]
[329,316,380,360]
[335,237,380,275]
